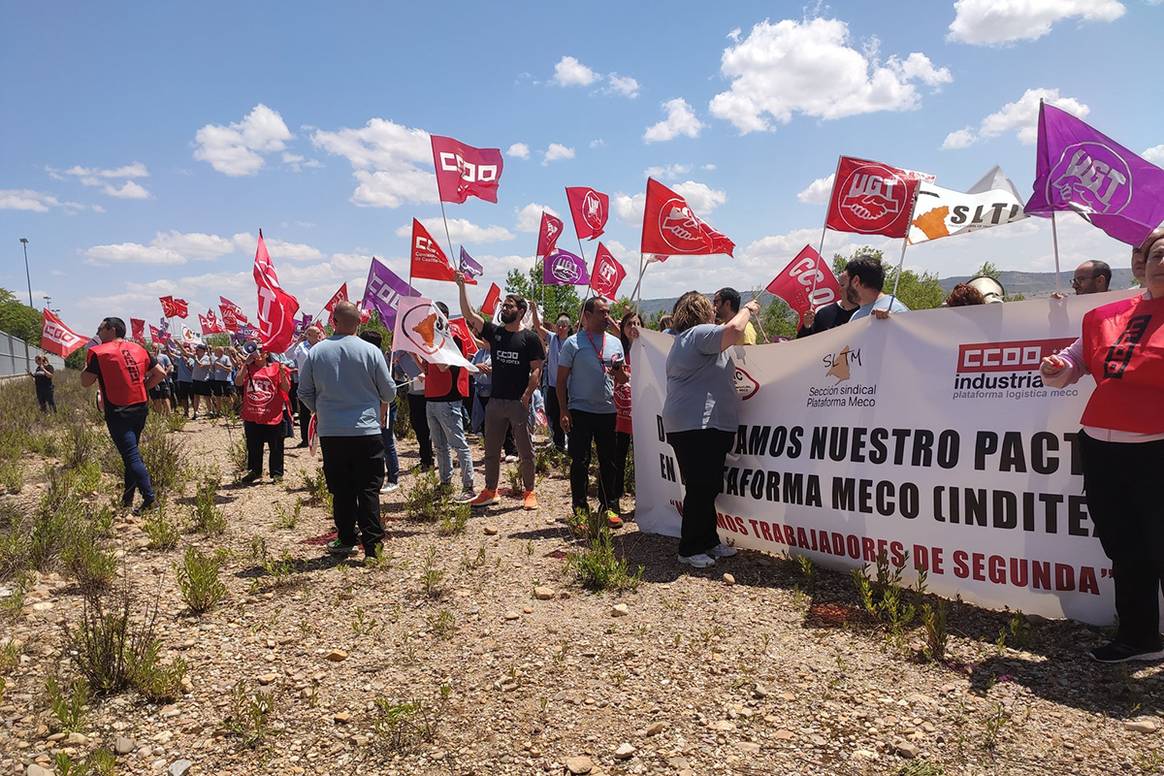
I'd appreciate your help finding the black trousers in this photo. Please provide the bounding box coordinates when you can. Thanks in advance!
[1079,431,1164,649]
[545,386,566,451]
[667,429,734,558]
[614,431,632,502]
[244,421,284,477]
[407,393,433,468]
[568,410,618,513]
[298,399,312,443]
[319,435,385,554]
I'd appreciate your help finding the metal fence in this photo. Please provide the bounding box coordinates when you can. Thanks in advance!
[0,329,65,378]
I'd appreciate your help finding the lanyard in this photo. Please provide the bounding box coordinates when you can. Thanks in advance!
[583,330,606,368]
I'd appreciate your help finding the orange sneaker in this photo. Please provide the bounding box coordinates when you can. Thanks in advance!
[522,490,539,510]
[469,488,500,509]
[606,510,624,529]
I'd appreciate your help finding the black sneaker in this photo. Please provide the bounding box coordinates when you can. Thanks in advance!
[326,539,358,556]
[1089,641,1164,663]
[239,471,261,485]
[132,500,156,517]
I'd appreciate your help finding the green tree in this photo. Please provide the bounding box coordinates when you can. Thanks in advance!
[976,261,1001,280]
[0,287,40,342]
[504,263,582,325]
[759,297,799,341]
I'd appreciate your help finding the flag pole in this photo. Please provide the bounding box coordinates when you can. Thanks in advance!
[888,187,923,306]
[809,155,843,301]
[1036,99,1065,295]
[438,199,458,270]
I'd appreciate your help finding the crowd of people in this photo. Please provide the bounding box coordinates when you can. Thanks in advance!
[66,233,1164,664]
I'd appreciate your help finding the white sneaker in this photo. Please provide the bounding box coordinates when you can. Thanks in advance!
[504,454,519,463]
[709,544,737,558]
[678,553,716,569]
[453,490,476,504]
[380,482,400,494]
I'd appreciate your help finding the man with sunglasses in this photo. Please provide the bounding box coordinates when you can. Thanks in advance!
[81,317,168,513]
[1072,260,1112,295]
[456,273,545,510]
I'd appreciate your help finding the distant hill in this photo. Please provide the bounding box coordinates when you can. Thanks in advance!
[636,268,1137,317]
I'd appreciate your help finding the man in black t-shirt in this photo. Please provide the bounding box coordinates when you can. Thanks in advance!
[796,270,859,338]
[456,272,545,510]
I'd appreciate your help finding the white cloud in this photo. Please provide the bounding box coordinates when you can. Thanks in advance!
[702,163,718,172]
[607,73,640,98]
[507,143,530,159]
[644,163,691,180]
[941,127,977,150]
[543,143,575,165]
[0,189,97,213]
[83,229,322,267]
[1144,145,1164,165]
[84,243,185,266]
[311,117,435,207]
[281,152,321,172]
[194,104,293,176]
[515,203,560,233]
[643,98,704,143]
[103,180,150,199]
[552,56,598,87]
[947,0,1126,46]
[796,173,835,204]
[944,88,1090,148]
[153,231,235,259]
[230,232,322,262]
[672,181,726,213]
[589,139,606,149]
[60,162,149,180]
[709,18,951,133]
[394,217,514,244]
[614,193,645,224]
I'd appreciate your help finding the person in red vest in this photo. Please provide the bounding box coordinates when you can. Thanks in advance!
[234,342,292,484]
[81,316,167,514]
[1041,227,1164,663]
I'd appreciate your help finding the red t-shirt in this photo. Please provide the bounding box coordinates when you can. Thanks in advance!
[1080,295,1164,433]
[240,362,288,425]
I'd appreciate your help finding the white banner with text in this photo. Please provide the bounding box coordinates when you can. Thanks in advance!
[631,291,1139,625]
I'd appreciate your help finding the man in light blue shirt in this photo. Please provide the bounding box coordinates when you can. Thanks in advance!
[845,255,910,322]
[557,297,627,526]
[289,326,323,447]
[298,302,395,559]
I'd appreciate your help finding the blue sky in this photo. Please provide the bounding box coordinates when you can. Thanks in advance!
[2,0,1162,332]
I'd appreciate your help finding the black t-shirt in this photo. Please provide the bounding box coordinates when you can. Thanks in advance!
[796,302,857,338]
[32,364,54,391]
[480,322,545,400]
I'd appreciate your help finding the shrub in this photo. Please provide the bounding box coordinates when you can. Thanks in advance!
[403,471,445,522]
[372,697,437,752]
[922,600,949,662]
[567,528,642,592]
[141,507,179,551]
[223,681,274,748]
[137,428,185,498]
[46,675,90,732]
[275,500,301,530]
[177,546,228,613]
[189,467,226,535]
[0,459,22,494]
[437,502,470,536]
[301,467,331,509]
[227,437,249,479]
[62,539,118,594]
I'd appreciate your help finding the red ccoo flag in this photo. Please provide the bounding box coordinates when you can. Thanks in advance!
[825,156,928,238]
[410,219,457,282]
[41,309,86,357]
[590,243,627,299]
[430,135,504,204]
[130,318,146,344]
[641,178,734,258]
[323,283,349,325]
[537,211,564,258]
[253,230,300,353]
[565,187,609,240]
[160,295,188,319]
[198,310,225,335]
[766,245,843,322]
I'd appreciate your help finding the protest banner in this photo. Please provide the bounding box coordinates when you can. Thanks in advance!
[630,291,1143,625]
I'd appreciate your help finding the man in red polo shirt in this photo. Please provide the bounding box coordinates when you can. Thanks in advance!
[81,316,168,513]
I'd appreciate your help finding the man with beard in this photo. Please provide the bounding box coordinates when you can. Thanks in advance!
[846,255,910,321]
[455,272,545,510]
[796,270,859,337]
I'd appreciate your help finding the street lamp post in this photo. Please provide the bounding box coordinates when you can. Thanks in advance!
[19,238,32,371]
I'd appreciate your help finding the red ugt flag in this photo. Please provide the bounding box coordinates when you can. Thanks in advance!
[825,156,927,238]
[41,309,86,357]
[566,187,609,240]
[410,219,457,282]
[641,179,734,258]
[766,245,843,321]
[324,283,349,325]
[430,135,504,204]
[160,295,188,319]
[537,211,564,258]
[253,230,300,353]
[219,296,248,331]
[199,310,225,335]
[590,243,626,299]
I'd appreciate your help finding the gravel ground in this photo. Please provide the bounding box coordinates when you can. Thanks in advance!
[2,415,1163,776]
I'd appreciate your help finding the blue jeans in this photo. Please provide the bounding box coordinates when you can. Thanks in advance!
[381,402,400,485]
[426,400,473,492]
[106,406,155,505]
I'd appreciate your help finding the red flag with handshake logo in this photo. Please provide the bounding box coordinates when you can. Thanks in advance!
[590,243,626,299]
[159,295,188,319]
[430,135,504,204]
[825,156,928,238]
[566,186,609,240]
[40,309,86,357]
[252,230,299,353]
[640,179,734,258]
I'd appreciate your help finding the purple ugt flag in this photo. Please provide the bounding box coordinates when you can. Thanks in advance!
[459,247,484,281]
[543,249,590,286]
[1025,103,1164,246]
[362,257,417,329]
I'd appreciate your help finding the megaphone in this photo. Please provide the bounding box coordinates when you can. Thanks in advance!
[966,275,1006,304]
